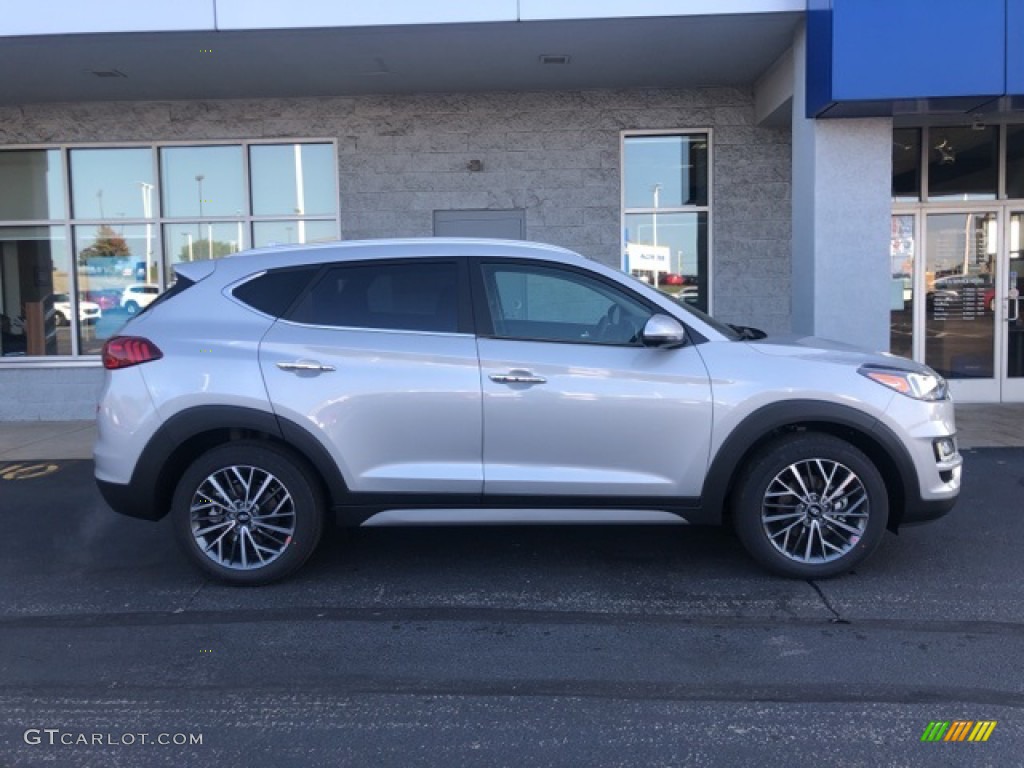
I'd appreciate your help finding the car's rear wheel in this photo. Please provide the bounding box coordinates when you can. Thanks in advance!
[171,441,324,585]
[731,433,888,579]
[124,301,139,315]
[54,311,68,327]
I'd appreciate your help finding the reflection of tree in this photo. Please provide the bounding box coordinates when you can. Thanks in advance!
[178,239,235,261]
[79,225,130,264]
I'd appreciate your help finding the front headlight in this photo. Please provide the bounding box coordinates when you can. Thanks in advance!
[858,365,948,401]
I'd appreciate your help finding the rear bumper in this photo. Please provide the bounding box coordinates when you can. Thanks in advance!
[96,477,164,521]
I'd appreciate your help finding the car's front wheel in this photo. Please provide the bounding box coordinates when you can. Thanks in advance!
[124,301,139,315]
[171,441,325,585]
[731,433,888,579]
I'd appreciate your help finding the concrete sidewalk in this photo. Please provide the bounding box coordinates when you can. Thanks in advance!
[0,405,1022,462]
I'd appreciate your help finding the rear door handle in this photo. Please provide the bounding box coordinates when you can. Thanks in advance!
[276,360,336,373]
[489,371,547,385]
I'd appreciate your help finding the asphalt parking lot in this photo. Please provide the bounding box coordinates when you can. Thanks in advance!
[1,449,1022,767]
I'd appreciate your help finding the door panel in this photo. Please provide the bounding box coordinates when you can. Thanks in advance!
[1002,211,1024,399]
[478,338,712,497]
[261,324,482,493]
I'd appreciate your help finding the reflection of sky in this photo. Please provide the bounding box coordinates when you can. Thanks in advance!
[161,146,243,218]
[253,220,337,248]
[625,213,703,275]
[624,136,701,209]
[926,213,991,274]
[70,149,153,219]
[250,144,336,216]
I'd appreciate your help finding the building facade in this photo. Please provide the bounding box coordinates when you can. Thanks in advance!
[0,1,1022,418]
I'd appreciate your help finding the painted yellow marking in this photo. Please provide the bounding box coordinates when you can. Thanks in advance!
[0,462,60,481]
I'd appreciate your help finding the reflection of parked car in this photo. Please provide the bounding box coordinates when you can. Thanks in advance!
[84,289,122,311]
[53,293,101,325]
[658,273,685,286]
[121,284,160,315]
[94,238,961,586]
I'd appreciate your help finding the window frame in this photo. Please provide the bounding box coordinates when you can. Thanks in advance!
[620,129,713,313]
[0,138,340,365]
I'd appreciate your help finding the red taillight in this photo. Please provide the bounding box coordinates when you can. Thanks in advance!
[102,336,163,370]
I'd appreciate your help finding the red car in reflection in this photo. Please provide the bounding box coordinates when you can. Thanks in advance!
[658,273,685,286]
[84,289,122,310]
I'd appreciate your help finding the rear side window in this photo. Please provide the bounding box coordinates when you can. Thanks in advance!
[139,275,195,316]
[233,267,320,318]
[288,261,459,333]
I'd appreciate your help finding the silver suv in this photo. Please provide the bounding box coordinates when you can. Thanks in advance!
[94,239,962,585]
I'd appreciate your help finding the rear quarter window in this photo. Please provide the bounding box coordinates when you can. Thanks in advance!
[233,267,320,318]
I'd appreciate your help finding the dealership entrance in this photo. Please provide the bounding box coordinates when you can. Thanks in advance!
[891,205,1024,402]
[890,124,1024,403]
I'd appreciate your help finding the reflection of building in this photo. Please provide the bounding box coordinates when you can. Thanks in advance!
[1,1,1024,414]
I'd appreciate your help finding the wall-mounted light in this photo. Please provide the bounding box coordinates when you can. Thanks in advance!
[467,159,483,172]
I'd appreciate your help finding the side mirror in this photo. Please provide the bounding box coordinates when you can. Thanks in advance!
[641,314,687,348]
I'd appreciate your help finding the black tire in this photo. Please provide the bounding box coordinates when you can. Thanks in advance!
[54,311,68,327]
[124,301,139,315]
[171,441,324,585]
[731,433,888,579]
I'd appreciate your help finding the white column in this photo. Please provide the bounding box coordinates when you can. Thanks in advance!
[791,23,893,351]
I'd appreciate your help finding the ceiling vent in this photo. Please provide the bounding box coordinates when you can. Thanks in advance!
[539,55,570,65]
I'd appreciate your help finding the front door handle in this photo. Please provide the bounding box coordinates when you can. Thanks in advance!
[489,371,547,385]
[276,360,336,373]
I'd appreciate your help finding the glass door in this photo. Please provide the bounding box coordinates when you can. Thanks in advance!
[1002,211,1024,400]
[923,211,1001,402]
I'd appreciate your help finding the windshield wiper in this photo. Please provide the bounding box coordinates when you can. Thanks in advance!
[728,324,767,341]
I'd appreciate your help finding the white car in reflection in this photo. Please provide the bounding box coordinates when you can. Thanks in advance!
[121,284,160,315]
[52,293,101,326]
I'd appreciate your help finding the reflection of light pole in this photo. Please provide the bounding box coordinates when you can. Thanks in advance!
[652,183,661,247]
[96,189,105,219]
[207,223,213,260]
[235,211,244,254]
[139,182,154,283]
[294,145,306,244]
[183,233,194,262]
[195,174,205,238]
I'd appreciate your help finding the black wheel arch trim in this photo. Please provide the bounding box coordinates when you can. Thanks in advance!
[701,399,924,530]
[100,405,349,522]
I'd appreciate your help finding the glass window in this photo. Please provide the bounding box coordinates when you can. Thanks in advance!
[1007,125,1024,200]
[624,211,708,311]
[74,224,155,352]
[164,221,245,275]
[889,214,915,358]
[927,125,997,201]
[481,263,650,345]
[70,148,154,220]
[252,219,337,248]
[924,212,996,379]
[892,128,921,201]
[250,144,337,217]
[0,226,71,357]
[0,150,65,221]
[290,262,459,333]
[160,146,244,218]
[234,267,320,318]
[623,135,708,208]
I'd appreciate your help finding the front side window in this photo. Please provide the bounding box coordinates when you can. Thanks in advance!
[289,261,459,333]
[622,132,710,312]
[481,263,651,345]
